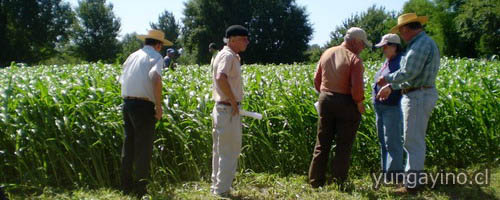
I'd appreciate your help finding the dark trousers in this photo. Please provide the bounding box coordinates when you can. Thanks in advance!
[308,92,361,188]
[0,187,7,200]
[121,99,157,196]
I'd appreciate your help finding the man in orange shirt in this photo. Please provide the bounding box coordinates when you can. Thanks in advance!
[308,27,370,188]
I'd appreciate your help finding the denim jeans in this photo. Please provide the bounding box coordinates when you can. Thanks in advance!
[401,88,438,186]
[374,103,404,177]
[211,104,242,195]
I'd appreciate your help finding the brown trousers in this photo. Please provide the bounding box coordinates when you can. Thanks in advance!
[308,92,361,188]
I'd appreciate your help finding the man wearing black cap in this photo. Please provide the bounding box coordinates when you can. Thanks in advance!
[210,25,249,197]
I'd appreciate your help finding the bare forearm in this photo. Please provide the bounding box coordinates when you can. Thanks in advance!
[314,67,322,93]
[216,74,236,102]
[152,73,162,106]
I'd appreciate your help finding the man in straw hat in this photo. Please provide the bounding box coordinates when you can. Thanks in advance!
[308,27,371,189]
[376,13,440,193]
[210,25,249,197]
[119,29,172,197]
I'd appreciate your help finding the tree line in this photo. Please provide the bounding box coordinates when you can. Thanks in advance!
[0,0,498,67]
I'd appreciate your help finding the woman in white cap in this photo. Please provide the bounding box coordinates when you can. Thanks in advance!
[372,33,404,183]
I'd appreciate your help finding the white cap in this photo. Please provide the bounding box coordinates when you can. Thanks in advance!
[375,34,401,48]
[345,27,372,48]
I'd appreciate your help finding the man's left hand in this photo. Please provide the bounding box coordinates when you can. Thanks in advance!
[376,85,392,101]
[155,105,163,120]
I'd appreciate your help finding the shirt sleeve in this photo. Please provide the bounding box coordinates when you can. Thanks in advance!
[216,54,233,77]
[385,42,430,87]
[314,62,322,92]
[350,58,365,103]
[149,57,163,79]
[119,56,132,84]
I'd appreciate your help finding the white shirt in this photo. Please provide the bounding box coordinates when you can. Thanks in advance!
[212,46,243,102]
[120,46,163,104]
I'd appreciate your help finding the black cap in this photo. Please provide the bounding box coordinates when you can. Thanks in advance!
[225,25,249,38]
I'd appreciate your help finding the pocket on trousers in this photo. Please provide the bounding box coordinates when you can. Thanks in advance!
[213,105,230,135]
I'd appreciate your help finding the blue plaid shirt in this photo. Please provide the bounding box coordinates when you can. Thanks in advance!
[384,32,440,90]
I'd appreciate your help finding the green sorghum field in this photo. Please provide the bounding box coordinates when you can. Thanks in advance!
[0,58,498,191]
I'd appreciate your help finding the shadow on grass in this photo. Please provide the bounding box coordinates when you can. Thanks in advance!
[431,184,497,200]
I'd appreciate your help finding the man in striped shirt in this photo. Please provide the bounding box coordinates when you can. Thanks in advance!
[377,13,440,193]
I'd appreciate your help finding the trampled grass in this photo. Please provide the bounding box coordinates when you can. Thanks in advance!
[0,58,498,197]
[6,168,500,199]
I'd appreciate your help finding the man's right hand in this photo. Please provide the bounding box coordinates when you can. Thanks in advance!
[155,105,163,120]
[230,99,240,116]
[357,102,365,114]
[376,84,392,101]
[377,76,388,87]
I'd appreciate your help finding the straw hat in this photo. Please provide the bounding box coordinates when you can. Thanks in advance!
[137,30,173,46]
[390,13,428,34]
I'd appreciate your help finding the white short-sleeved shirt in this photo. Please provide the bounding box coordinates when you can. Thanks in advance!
[120,46,163,104]
[212,46,243,102]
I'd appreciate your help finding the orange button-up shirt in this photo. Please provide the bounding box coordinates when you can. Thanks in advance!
[314,44,365,103]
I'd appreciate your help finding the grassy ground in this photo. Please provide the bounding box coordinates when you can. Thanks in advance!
[5,168,498,200]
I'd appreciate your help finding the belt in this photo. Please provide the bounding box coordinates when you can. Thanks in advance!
[216,101,241,106]
[401,86,434,94]
[322,91,351,97]
[124,96,150,101]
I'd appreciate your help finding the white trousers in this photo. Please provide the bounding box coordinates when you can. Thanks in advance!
[211,104,242,194]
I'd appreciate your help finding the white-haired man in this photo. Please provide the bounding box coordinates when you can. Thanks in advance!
[308,27,371,188]
[210,25,249,197]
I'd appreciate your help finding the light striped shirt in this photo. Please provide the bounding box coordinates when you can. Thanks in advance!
[384,32,440,90]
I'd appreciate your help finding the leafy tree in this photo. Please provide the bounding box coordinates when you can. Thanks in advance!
[326,6,397,61]
[150,11,180,42]
[403,0,451,57]
[403,0,499,57]
[305,44,322,64]
[182,0,312,64]
[117,32,143,63]
[455,0,499,57]
[150,10,180,50]
[0,0,74,66]
[73,0,121,62]
[183,0,251,64]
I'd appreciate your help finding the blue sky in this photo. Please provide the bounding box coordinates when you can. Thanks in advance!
[66,0,407,46]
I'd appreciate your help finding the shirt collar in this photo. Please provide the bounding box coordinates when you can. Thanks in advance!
[408,31,426,46]
[142,45,156,52]
[389,52,402,62]
[223,46,238,56]
[142,45,162,58]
